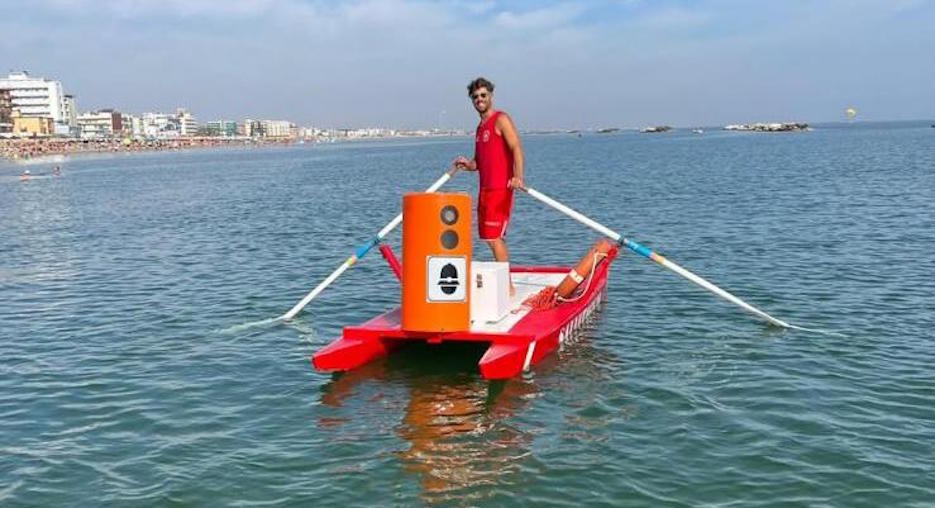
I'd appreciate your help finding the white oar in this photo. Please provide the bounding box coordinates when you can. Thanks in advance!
[520,186,792,328]
[282,167,460,320]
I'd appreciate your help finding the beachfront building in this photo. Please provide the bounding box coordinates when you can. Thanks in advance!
[0,72,74,135]
[177,108,198,137]
[11,109,54,137]
[120,114,143,138]
[62,95,78,135]
[0,89,11,135]
[141,112,180,139]
[261,120,295,139]
[241,119,296,139]
[341,127,398,139]
[205,120,238,137]
[137,109,198,139]
[77,109,123,139]
[243,119,262,138]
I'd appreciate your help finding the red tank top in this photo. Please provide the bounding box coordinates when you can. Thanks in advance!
[474,111,514,190]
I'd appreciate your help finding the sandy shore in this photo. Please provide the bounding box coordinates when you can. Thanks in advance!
[1,137,296,162]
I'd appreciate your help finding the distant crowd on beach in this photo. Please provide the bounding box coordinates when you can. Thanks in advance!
[0,137,296,162]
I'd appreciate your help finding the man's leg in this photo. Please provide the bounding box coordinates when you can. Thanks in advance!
[486,239,516,296]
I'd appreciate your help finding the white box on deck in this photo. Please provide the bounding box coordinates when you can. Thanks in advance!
[470,261,511,324]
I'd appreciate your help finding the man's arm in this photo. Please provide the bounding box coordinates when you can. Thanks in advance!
[497,114,525,188]
[453,155,477,171]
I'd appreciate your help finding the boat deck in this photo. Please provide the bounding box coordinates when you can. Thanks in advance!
[312,246,619,379]
[470,272,565,333]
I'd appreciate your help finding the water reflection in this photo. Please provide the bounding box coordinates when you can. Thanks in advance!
[319,342,535,504]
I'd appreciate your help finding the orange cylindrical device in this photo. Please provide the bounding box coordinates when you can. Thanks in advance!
[402,192,472,332]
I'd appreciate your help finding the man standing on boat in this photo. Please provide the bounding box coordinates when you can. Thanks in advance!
[453,77,525,294]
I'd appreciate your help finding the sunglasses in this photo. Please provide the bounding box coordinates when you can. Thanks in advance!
[471,92,489,100]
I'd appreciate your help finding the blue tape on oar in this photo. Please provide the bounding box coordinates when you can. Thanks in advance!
[281,167,459,320]
[522,185,795,328]
[624,239,654,259]
[355,238,379,260]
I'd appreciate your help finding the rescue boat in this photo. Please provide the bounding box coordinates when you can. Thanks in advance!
[312,192,621,380]
[298,169,793,381]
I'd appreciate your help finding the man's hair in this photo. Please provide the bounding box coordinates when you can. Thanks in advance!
[467,77,494,96]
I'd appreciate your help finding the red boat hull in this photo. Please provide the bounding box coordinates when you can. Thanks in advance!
[313,247,619,379]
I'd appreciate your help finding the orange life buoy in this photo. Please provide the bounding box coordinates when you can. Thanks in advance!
[555,239,615,299]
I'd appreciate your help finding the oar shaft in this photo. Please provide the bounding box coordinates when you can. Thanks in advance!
[283,258,354,320]
[520,186,791,328]
[283,167,458,320]
[376,169,455,238]
[623,238,790,328]
[523,187,621,242]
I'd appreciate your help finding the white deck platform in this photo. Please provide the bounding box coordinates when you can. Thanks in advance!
[469,272,565,333]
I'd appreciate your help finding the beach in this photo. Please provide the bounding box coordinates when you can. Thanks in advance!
[0,136,296,162]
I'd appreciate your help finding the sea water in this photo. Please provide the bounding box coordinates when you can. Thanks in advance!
[2,122,934,506]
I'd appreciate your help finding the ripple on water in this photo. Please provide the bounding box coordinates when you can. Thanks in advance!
[2,130,935,505]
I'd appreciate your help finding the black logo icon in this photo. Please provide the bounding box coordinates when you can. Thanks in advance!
[438,263,460,295]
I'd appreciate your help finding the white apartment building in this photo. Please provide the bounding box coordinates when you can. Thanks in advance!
[141,112,179,139]
[344,127,396,139]
[138,109,198,138]
[62,95,78,133]
[176,108,198,137]
[0,72,68,129]
[243,119,259,137]
[77,110,122,139]
[121,113,143,138]
[262,120,294,138]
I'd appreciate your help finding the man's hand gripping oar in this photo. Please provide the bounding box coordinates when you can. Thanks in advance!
[281,166,461,321]
[518,185,794,328]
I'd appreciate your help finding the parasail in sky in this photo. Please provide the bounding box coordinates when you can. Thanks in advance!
[845,107,858,120]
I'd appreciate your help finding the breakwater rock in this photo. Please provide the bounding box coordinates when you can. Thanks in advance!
[640,126,672,133]
[724,122,809,132]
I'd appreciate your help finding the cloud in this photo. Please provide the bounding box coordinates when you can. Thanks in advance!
[3,0,933,127]
[493,4,587,31]
[35,0,277,18]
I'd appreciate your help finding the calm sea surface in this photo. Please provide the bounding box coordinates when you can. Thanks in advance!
[2,123,934,506]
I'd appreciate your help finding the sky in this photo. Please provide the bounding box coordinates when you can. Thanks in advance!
[2,0,933,129]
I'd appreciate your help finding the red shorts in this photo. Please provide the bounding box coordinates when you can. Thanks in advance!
[477,188,514,240]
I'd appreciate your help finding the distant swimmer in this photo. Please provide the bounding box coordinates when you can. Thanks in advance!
[20,169,31,181]
[53,165,62,176]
